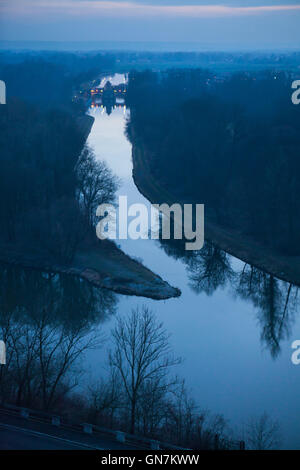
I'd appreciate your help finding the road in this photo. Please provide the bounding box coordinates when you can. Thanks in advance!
[0,423,99,450]
[0,412,138,450]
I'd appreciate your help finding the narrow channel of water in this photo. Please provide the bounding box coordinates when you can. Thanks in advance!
[87,74,300,448]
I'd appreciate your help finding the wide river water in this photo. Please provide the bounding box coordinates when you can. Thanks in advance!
[87,73,300,448]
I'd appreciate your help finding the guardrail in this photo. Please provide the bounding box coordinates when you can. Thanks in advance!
[0,403,245,450]
[0,403,189,450]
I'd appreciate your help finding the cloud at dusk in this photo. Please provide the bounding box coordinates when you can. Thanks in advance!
[2,1,300,18]
[1,1,300,49]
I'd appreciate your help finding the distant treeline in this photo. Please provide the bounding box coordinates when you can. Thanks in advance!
[117,50,300,72]
[127,69,300,255]
[0,50,115,107]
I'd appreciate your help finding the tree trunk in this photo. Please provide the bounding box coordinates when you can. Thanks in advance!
[130,400,136,434]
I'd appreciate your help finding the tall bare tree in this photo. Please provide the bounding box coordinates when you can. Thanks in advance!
[76,146,119,227]
[109,305,181,434]
[36,308,103,410]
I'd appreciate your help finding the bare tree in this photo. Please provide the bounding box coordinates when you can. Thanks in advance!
[88,370,122,427]
[246,412,281,450]
[159,382,229,449]
[163,380,197,446]
[109,305,181,434]
[137,375,174,437]
[1,317,40,406]
[76,146,119,227]
[35,308,103,411]
[0,308,103,411]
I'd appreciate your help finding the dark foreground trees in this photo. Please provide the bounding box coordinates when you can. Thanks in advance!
[88,306,235,449]
[0,285,282,449]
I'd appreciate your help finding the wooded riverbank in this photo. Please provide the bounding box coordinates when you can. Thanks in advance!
[132,140,300,288]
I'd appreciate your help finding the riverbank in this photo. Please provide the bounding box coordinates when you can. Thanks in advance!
[132,139,300,287]
[75,112,180,299]
[0,109,180,300]
[76,114,95,141]
[0,240,181,300]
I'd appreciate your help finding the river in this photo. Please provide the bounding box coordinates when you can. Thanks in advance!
[87,73,300,449]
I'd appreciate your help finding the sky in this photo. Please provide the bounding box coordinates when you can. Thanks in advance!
[0,0,300,50]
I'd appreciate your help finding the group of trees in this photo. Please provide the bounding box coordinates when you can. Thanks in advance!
[84,306,281,450]
[79,305,233,448]
[0,55,118,264]
[0,263,281,449]
[127,69,300,255]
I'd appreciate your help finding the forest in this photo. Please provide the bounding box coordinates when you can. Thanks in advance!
[126,68,300,256]
[0,52,118,264]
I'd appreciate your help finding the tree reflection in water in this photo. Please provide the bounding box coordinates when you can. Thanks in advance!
[0,264,117,411]
[158,237,298,358]
[234,265,297,358]
[187,242,234,296]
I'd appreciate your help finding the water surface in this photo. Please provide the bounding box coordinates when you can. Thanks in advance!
[87,74,300,448]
